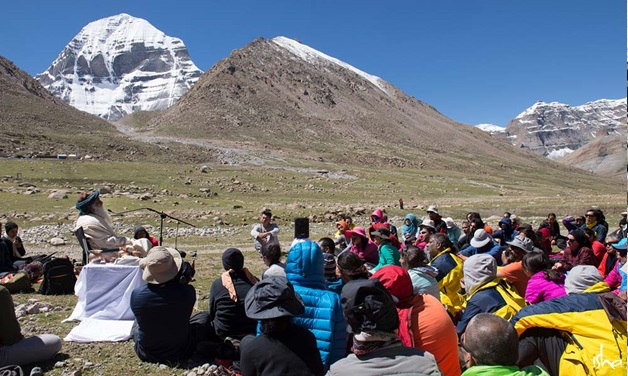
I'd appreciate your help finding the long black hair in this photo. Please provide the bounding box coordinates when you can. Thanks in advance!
[522,252,563,283]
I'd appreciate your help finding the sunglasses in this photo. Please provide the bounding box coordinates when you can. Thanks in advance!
[567,238,576,243]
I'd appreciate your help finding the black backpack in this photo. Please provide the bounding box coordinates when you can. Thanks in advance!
[38,258,76,295]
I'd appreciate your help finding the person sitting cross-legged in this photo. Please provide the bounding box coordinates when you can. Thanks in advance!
[285,240,346,371]
[327,278,442,375]
[512,265,626,376]
[457,253,525,336]
[130,246,199,363]
[459,313,548,375]
[240,276,324,376]
[0,285,62,367]
[260,244,285,280]
[372,265,461,376]
[207,248,259,342]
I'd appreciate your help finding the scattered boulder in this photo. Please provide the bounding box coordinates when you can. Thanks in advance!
[48,190,69,199]
[49,237,66,246]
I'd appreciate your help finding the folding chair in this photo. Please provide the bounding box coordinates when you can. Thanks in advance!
[74,227,91,266]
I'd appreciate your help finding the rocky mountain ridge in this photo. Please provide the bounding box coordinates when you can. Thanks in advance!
[35,13,202,121]
[504,98,626,160]
[126,36,582,175]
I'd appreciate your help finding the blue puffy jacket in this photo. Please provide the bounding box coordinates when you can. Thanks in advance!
[286,240,347,370]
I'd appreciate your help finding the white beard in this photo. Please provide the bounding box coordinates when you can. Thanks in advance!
[93,205,114,228]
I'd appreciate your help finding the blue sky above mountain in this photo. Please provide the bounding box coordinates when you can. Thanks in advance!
[0,0,625,127]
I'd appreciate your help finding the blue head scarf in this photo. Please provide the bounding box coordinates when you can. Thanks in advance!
[401,213,420,238]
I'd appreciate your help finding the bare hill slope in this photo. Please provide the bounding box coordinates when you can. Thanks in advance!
[0,55,212,163]
[560,134,626,178]
[135,37,577,175]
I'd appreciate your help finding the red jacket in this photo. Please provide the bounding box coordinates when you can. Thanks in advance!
[371,266,461,376]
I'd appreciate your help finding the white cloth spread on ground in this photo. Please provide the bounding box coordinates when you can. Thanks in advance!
[64,264,145,342]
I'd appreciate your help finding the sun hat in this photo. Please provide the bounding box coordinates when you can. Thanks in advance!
[444,217,455,229]
[470,229,493,248]
[419,219,436,230]
[346,226,368,239]
[139,246,182,284]
[611,238,627,250]
[370,228,391,240]
[426,205,439,214]
[506,235,535,253]
[244,276,305,320]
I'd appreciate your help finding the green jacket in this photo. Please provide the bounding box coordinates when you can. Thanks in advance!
[371,242,400,272]
[462,365,549,376]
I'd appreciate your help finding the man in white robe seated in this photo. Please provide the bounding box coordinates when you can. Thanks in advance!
[74,190,151,260]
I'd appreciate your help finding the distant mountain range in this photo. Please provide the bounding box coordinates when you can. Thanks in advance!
[475,99,626,177]
[1,13,622,179]
[35,13,202,121]
[504,99,625,159]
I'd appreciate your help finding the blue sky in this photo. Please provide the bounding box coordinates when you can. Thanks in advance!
[1,0,625,126]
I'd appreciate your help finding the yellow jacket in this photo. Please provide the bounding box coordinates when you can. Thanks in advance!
[511,283,626,376]
[429,248,464,317]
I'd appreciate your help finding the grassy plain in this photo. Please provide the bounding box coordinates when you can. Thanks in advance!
[1,157,625,375]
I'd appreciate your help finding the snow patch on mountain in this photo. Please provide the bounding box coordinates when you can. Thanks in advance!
[272,36,391,96]
[546,148,574,160]
[475,123,505,134]
[35,13,202,120]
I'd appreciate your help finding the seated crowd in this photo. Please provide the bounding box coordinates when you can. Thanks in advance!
[0,194,626,376]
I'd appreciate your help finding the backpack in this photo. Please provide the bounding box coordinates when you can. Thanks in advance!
[38,258,76,295]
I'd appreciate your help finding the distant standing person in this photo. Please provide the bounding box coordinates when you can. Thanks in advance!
[251,209,280,253]
[399,198,404,210]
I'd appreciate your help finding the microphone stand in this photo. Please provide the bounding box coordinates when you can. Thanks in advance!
[108,208,196,247]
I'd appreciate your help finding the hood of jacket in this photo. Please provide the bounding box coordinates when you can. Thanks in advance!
[371,208,384,221]
[464,254,497,296]
[285,240,327,290]
[371,265,413,302]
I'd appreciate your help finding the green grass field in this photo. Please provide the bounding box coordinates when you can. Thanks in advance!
[1,157,624,375]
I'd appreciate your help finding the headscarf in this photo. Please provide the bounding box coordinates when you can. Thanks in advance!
[75,190,100,215]
[401,213,420,238]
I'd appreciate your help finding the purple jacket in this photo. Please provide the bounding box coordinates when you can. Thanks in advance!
[524,271,567,304]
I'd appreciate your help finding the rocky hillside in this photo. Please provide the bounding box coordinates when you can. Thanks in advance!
[0,55,211,163]
[559,134,626,178]
[35,13,202,121]
[504,99,626,160]
[129,37,572,174]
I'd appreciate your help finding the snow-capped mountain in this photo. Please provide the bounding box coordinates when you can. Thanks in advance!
[35,13,202,121]
[504,98,626,160]
[475,123,505,134]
